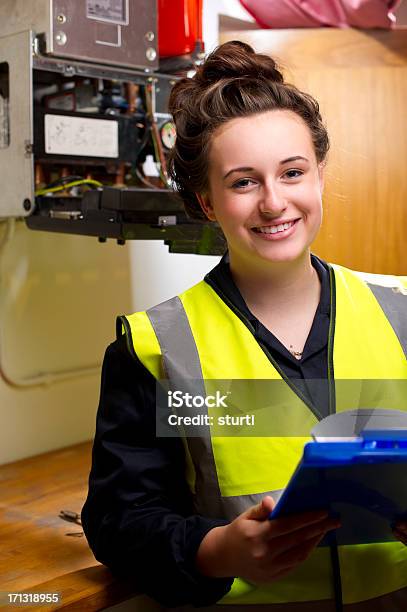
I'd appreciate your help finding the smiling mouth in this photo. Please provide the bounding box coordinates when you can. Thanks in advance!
[252,219,299,234]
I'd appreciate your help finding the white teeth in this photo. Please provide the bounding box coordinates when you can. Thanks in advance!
[256,221,294,234]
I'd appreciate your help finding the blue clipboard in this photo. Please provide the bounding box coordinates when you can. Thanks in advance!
[270,430,407,545]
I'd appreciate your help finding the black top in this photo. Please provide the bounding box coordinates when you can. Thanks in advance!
[206,253,331,419]
[81,254,331,607]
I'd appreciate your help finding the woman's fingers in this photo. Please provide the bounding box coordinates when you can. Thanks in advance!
[271,531,327,570]
[244,495,276,521]
[253,532,327,585]
[269,516,340,557]
[214,504,340,584]
[268,509,331,538]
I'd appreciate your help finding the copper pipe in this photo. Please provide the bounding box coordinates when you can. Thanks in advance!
[115,163,126,186]
[126,83,139,114]
[34,163,45,189]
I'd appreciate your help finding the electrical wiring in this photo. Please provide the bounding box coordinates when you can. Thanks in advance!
[35,179,103,196]
[134,167,164,190]
[129,118,155,182]
[45,175,84,189]
[136,119,153,159]
[145,81,171,188]
[151,121,170,186]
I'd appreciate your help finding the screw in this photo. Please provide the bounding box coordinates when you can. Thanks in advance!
[117,239,125,246]
[56,14,66,24]
[55,31,67,46]
[146,47,157,62]
[23,199,31,211]
[98,237,107,243]
[63,65,75,77]
[145,31,155,42]
[32,36,41,55]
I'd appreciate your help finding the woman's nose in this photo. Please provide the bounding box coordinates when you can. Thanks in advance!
[258,184,287,216]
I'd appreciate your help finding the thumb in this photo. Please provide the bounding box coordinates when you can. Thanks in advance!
[244,495,276,521]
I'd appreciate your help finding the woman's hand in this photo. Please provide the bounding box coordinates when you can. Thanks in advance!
[196,496,340,585]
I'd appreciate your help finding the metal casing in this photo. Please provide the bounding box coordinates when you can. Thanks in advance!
[0,0,158,71]
[50,0,158,70]
[0,0,158,218]
[0,30,34,217]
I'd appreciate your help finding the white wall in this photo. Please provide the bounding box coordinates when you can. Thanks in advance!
[0,221,133,464]
[0,229,220,466]
[129,241,219,311]
[203,0,254,52]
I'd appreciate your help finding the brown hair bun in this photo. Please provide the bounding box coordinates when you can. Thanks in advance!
[195,40,284,85]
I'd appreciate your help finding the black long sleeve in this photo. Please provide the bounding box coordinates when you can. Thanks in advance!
[81,336,233,607]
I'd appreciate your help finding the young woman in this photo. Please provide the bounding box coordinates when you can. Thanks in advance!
[82,41,407,611]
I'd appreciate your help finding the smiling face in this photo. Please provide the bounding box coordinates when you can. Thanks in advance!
[198,110,324,274]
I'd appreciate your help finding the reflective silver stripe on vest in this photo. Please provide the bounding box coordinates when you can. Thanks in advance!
[147,296,281,520]
[221,489,284,521]
[367,283,407,358]
[147,297,225,517]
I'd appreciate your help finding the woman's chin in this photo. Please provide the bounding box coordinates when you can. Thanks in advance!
[252,243,310,265]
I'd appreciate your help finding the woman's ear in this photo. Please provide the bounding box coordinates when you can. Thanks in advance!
[196,193,217,221]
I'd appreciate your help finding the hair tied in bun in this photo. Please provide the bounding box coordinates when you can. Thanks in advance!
[198,40,284,85]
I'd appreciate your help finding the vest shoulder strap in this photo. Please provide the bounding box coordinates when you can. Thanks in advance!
[116,311,164,379]
[332,264,407,358]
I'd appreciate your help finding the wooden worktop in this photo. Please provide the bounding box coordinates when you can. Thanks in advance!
[0,441,136,611]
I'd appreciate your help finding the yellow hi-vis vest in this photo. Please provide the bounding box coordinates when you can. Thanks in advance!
[118,262,407,607]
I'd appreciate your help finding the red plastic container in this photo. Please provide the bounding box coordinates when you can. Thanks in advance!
[158,0,203,58]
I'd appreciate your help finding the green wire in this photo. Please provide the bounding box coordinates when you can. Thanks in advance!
[35,179,103,196]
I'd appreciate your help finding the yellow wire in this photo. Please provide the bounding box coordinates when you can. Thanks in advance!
[35,179,103,196]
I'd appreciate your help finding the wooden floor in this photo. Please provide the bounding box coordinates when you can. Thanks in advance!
[0,441,136,611]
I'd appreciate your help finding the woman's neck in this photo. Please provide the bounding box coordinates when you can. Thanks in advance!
[229,251,319,315]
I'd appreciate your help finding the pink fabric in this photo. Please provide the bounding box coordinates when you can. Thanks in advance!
[240,0,403,29]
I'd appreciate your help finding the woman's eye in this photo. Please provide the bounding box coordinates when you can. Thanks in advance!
[232,178,256,189]
[284,169,303,179]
